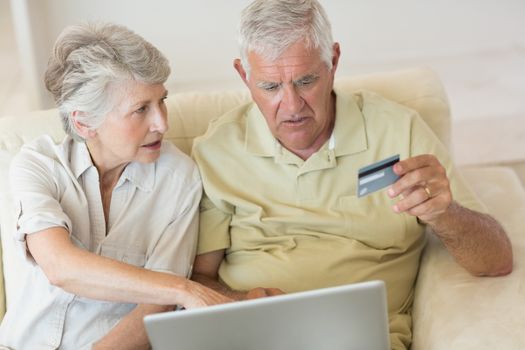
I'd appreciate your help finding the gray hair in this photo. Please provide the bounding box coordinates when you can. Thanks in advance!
[238,0,334,76]
[44,22,170,141]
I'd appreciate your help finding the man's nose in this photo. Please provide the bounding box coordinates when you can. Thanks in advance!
[281,85,304,114]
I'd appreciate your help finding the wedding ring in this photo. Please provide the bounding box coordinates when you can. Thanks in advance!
[424,186,432,199]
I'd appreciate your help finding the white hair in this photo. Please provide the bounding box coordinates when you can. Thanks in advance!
[238,0,334,76]
[44,22,170,141]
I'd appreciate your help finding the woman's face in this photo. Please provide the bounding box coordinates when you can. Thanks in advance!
[88,80,169,170]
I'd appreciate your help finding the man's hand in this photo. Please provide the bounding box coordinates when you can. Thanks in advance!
[387,154,512,276]
[387,154,452,223]
[245,287,286,300]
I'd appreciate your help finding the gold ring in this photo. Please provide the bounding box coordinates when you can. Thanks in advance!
[424,186,432,198]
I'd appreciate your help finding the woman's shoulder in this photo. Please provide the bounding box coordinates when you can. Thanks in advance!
[156,141,200,183]
[12,135,69,169]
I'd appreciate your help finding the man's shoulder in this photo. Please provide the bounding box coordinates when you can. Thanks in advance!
[193,101,254,151]
[343,90,419,135]
[355,90,418,120]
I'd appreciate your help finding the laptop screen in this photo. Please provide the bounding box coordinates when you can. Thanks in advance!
[144,280,390,350]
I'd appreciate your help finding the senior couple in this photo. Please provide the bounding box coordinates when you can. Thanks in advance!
[0,0,512,349]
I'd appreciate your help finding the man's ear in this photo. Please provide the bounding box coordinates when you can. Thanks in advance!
[71,111,96,139]
[233,58,249,86]
[330,42,341,74]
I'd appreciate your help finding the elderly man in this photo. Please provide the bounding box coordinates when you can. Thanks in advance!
[191,0,513,349]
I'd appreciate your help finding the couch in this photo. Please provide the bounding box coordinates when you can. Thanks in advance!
[1,67,523,349]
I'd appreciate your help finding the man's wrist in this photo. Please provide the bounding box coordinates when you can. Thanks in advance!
[421,201,463,243]
[417,201,456,230]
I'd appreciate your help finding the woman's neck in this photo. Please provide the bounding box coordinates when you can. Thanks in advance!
[85,141,127,191]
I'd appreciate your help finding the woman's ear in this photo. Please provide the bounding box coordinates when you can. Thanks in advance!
[71,111,96,139]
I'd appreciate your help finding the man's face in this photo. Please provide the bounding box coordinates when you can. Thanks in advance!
[235,41,340,160]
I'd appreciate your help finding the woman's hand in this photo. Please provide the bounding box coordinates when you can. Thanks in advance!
[181,280,234,308]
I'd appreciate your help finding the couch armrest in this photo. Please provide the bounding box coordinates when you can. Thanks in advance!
[412,166,525,349]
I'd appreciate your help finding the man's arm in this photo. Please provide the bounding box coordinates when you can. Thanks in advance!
[93,304,174,350]
[422,201,511,276]
[389,154,513,276]
[192,249,244,300]
[192,250,285,300]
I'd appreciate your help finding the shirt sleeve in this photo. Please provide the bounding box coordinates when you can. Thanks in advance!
[9,148,73,263]
[144,179,202,277]
[197,192,232,255]
[409,112,487,214]
[192,136,234,255]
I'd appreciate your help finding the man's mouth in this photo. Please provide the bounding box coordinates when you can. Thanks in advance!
[283,117,308,125]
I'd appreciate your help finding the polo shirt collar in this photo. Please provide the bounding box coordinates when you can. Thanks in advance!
[70,138,155,192]
[332,87,368,157]
[119,161,155,192]
[244,89,368,159]
[245,104,276,157]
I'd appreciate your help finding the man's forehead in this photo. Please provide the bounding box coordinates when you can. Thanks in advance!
[249,56,324,82]
[247,43,324,78]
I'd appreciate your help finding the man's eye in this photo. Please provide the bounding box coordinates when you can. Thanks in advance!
[259,83,279,91]
[136,105,147,113]
[296,76,318,87]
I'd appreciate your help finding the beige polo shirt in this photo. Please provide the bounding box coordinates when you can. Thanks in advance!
[0,136,201,350]
[193,90,484,350]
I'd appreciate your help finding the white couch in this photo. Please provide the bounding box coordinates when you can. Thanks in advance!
[1,67,523,349]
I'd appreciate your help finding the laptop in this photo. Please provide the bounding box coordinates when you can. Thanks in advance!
[144,280,390,350]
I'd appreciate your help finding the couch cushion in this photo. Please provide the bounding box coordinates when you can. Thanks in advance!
[0,151,16,318]
[0,151,5,320]
[164,90,250,154]
[0,109,64,154]
[165,66,451,154]
[0,67,450,156]
[335,67,450,149]
[412,166,525,349]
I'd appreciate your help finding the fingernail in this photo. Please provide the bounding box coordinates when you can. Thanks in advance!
[387,188,395,197]
[392,205,399,213]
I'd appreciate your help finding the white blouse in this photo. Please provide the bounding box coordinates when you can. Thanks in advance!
[0,136,201,349]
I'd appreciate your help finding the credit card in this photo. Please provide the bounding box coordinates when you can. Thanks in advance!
[357,154,400,198]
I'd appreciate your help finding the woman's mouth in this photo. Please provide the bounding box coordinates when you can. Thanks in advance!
[142,140,162,150]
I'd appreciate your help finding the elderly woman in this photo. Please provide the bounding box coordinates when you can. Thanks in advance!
[0,23,230,349]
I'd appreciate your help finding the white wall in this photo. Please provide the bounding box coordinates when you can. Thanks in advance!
[10,0,525,120]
